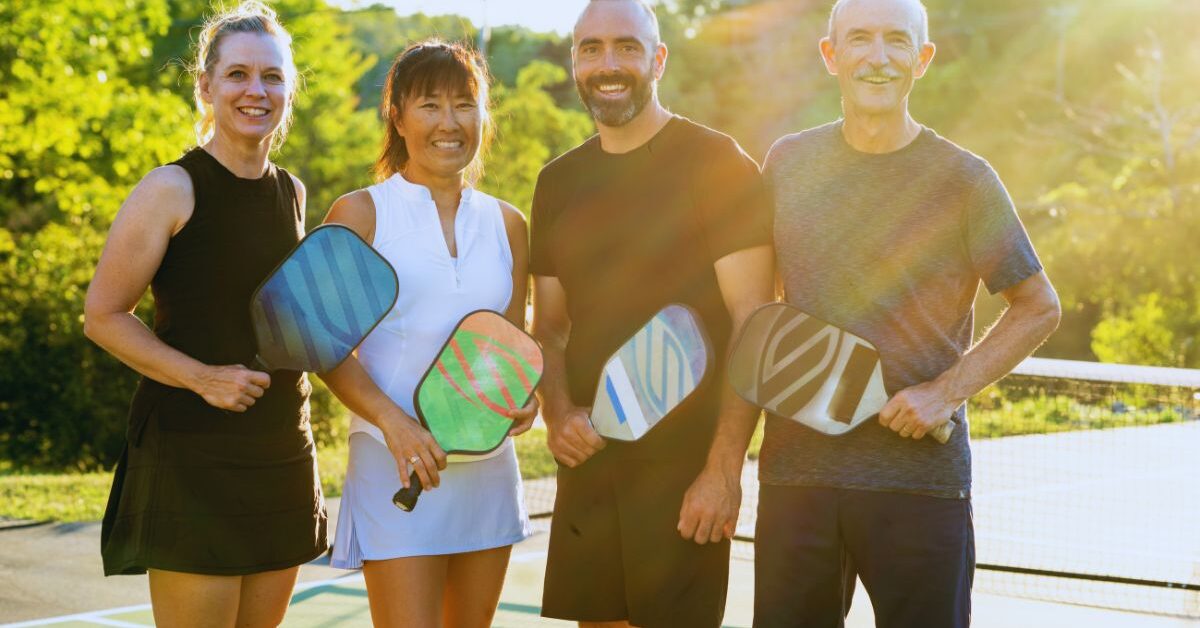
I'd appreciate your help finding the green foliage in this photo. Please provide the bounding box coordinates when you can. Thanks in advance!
[0,0,191,230]
[968,381,1187,440]
[486,26,577,108]
[338,8,475,114]
[308,377,349,447]
[316,437,347,499]
[275,0,381,222]
[1028,30,1200,366]
[481,61,593,213]
[1091,293,1184,367]
[1,432,552,523]
[0,0,191,469]
[513,427,557,480]
[0,225,140,470]
[0,469,112,523]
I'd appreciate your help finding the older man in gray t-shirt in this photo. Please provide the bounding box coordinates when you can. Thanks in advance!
[732,0,1064,626]
[764,121,1042,499]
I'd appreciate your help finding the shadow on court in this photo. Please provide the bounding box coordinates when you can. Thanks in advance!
[3,493,1198,626]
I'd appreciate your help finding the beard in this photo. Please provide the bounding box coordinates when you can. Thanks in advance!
[576,69,654,127]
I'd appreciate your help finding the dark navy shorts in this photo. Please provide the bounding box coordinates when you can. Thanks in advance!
[754,485,974,628]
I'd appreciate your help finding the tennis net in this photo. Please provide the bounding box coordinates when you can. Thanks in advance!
[522,357,1200,617]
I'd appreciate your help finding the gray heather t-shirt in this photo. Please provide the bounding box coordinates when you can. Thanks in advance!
[762,121,1043,498]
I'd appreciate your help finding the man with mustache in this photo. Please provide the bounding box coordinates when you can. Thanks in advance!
[717,0,1062,625]
[529,1,774,626]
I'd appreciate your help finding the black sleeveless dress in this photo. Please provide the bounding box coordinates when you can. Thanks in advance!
[101,148,328,576]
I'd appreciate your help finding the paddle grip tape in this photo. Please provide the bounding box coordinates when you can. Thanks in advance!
[393,471,423,511]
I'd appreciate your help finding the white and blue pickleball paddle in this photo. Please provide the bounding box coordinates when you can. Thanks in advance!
[249,224,398,373]
[588,304,711,441]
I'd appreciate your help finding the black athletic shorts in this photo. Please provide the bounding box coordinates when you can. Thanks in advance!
[541,449,731,627]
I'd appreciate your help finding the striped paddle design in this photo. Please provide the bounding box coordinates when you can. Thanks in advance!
[589,304,711,441]
[727,302,953,443]
[249,224,398,373]
[395,311,544,511]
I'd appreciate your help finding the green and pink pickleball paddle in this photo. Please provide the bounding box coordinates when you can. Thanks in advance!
[392,310,543,511]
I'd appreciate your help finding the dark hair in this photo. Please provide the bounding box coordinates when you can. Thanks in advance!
[374,40,493,182]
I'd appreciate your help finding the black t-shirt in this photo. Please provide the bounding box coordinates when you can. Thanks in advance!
[530,116,771,459]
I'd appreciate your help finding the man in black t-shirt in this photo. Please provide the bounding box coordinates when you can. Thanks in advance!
[530,1,774,626]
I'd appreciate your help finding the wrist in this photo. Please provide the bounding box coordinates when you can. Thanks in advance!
[705,450,745,480]
[931,373,969,407]
[178,360,209,393]
[542,400,577,426]
[378,406,414,428]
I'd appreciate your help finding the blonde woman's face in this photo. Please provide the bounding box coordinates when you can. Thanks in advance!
[200,32,293,146]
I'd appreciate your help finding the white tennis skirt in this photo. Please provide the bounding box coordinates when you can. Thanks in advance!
[331,432,532,569]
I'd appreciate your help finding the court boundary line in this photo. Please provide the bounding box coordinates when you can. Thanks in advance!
[3,572,369,627]
[3,603,153,628]
[2,550,566,627]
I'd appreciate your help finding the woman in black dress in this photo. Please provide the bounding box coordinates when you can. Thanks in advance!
[84,2,324,625]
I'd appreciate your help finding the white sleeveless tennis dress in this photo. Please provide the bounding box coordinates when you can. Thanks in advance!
[331,173,531,568]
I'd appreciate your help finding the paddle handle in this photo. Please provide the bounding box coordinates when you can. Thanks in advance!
[392,471,423,511]
[931,419,955,444]
[250,355,271,372]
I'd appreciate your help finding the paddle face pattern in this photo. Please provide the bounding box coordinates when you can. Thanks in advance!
[416,310,544,454]
[249,224,398,373]
[394,310,543,512]
[728,302,953,443]
[589,304,711,441]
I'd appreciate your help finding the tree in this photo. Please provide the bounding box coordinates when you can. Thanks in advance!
[1029,31,1200,366]
[0,0,192,468]
[481,61,593,214]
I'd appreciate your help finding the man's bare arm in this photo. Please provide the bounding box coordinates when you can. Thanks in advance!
[880,271,1062,440]
[678,244,775,543]
[531,275,605,467]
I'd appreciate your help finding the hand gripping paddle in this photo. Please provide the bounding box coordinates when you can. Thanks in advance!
[727,302,955,444]
[588,304,712,441]
[248,223,398,373]
[393,310,544,511]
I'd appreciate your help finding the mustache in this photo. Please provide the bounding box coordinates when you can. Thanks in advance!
[853,68,902,81]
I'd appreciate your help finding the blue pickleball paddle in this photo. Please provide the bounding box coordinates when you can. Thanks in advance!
[588,304,712,441]
[249,224,398,373]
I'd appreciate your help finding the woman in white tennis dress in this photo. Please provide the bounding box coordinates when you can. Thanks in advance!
[320,41,535,627]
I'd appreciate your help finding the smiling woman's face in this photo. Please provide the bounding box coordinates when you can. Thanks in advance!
[394,86,483,181]
[201,31,293,146]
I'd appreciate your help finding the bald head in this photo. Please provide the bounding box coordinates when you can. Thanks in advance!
[574,0,661,47]
[828,0,929,45]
